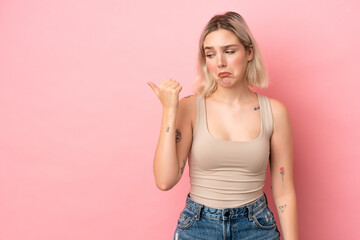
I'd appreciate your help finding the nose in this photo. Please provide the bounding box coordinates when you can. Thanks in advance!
[217,54,226,68]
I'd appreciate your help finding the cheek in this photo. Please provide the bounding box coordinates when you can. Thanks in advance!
[230,56,248,73]
[205,60,217,74]
[232,57,246,67]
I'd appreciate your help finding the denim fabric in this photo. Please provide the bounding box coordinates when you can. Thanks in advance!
[174,193,280,240]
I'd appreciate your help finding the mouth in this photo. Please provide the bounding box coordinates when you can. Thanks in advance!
[218,72,231,78]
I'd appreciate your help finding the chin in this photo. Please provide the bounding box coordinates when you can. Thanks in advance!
[217,80,234,87]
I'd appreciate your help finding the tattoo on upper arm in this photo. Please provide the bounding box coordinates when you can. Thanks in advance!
[253,106,260,111]
[279,204,287,213]
[175,129,182,143]
[280,167,285,182]
[180,159,186,174]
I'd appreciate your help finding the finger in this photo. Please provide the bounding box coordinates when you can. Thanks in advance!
[175,84,183,94]
[160,78,175,88]
[147,81,159,95]
[167,80,180,89]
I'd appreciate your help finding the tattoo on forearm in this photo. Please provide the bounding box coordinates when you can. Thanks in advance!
[176,129,182,143]
[254,106,260,111]
[166,125,170,132]
[279,204,287,213]
[180,159,186,174]
[280,167,285,182]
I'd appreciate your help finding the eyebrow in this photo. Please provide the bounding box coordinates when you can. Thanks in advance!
[204,44,239,50]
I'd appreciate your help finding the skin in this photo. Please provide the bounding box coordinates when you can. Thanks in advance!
[148,28,298,240]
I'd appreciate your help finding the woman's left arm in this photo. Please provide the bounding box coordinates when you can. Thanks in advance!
[269,99,298,240]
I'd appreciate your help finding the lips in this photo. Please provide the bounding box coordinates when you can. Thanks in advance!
[218,72,231,78]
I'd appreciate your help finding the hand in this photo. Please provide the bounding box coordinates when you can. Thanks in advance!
[147,79,182,110]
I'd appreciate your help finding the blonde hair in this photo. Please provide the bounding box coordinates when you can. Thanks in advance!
[196,12,268,97]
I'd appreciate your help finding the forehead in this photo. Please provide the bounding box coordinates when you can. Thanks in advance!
[203,29,240,48]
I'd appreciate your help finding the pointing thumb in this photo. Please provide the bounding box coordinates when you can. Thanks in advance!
[147,81,159,96]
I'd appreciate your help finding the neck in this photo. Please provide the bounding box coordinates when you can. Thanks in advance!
[210,82,255,105]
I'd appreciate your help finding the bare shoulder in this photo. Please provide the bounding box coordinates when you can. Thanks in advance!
[269,98,289,119]
[179,95,197,111]
[268,98,291,131]
[178,95,197,125]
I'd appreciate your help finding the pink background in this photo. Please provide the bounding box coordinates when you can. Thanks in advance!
[1,0,359,239]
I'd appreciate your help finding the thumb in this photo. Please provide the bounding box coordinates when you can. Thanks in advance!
[147,81,159,96]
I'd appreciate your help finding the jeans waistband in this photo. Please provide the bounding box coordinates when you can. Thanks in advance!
[185,193,268,221]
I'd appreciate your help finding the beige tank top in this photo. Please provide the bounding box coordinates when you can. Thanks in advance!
[189,93,273,209]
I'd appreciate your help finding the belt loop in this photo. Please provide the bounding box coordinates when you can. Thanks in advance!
[247,204,254,221]
[195,204,203,221]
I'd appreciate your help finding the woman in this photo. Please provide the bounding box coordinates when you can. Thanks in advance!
[148,12,298,240]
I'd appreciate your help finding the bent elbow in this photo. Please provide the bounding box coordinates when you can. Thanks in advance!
[155,180,176,191]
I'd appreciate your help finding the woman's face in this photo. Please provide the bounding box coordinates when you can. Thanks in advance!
[203,29,253,88]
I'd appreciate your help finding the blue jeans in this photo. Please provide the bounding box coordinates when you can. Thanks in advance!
[174,193,280,240]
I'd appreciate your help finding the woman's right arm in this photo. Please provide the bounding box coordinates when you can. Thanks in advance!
[148,79,194,191]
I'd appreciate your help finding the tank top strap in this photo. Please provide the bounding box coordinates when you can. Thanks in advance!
[194,95,205,133]
[258,94,274,138]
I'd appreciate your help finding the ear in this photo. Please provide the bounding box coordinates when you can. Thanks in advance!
[247,45,254,61]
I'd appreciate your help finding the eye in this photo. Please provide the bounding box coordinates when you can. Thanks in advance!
[205,53,215,59]
[225,50,235,54]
